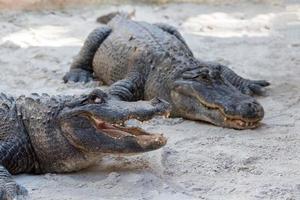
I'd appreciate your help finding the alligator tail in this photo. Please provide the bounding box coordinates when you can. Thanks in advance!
[96,10,135,24]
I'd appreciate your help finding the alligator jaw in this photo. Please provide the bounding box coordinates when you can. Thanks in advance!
[197,99,261,129]
[222,117,260,129]
[90,115,167,147]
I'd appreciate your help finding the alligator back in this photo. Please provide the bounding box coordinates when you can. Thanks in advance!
[93,16,192,96]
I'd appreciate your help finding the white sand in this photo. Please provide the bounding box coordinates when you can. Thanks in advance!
[0,1,300,199]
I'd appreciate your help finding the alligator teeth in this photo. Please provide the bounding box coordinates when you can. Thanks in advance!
[236,120,245,126]
[165,112,170,118]
[223,116,258,127]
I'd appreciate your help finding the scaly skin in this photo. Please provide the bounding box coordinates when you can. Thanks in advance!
[64,15,270,129]
[0,89,169,200]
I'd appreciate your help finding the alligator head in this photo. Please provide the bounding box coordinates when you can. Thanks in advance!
[170,67,264,129]
[59,89,169,154]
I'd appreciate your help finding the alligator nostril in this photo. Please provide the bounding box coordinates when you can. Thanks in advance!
[239,101,264,119]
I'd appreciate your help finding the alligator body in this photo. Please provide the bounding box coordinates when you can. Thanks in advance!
[64,15,270,129]
[0,89,169,200]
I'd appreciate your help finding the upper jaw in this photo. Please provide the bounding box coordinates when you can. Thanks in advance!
[59,97,171,125]
[92,97,171,124]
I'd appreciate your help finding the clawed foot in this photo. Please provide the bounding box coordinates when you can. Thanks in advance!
[182,66,221,80]
[240,79,270,96]
[63,69,93,83]
[0,182,28,200]
[205,62,270,96]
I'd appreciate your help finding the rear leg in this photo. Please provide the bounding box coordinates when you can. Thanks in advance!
[63,26,112,83]
[204,62,270,96]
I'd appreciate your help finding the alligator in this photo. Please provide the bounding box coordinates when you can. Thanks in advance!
[0,89,169,200]
[63,14,270,129]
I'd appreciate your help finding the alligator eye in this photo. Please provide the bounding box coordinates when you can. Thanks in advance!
[94,97,103,104]
[85,95,104,104]
[87,89,107,104]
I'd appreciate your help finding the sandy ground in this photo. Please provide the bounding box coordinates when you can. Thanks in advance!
[0,1,300,200]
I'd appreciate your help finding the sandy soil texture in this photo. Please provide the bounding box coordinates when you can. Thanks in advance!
[0,1,300,200]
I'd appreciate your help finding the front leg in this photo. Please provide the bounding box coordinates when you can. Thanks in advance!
[200,61,270,96]
[0,166,27,200]
[63,26,112,83]
[0,136,34,200]
[108,73,144,101]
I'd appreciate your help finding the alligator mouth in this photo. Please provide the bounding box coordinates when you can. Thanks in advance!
[222,117,260,129]
[89,115,167,148]
[196,97,261,129]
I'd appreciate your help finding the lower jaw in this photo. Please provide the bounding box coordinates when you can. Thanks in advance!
[222,119,260,129]
[194,114,260,129]
[226,123,259,130]
[170,108,261,129]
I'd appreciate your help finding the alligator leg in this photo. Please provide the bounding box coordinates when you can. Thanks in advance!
[0,166,28,200]
[154,23,193,56]
[108,73,144,101]
[0,133,35,200]
[203,62,270,96]
[218,64,270,96]
[0,95,36,200]
[63,26,112,83]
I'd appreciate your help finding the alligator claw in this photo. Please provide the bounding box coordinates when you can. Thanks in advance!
[242,80,270,96]
[251,80,270,87]
[16,184,28,197]
[150,97,171,115]
[63,69,93,83]
[0,182,28,200]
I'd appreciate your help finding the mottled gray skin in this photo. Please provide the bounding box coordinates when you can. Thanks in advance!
[0,89,169,200]
[64,15,269,129]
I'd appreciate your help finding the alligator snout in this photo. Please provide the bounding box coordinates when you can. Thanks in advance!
[239,100,264,120]
[229,100,264,120]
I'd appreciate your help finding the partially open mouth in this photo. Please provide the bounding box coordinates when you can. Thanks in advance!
[196,97,261,129]
[89,115,167,150]
[222,117,260,129]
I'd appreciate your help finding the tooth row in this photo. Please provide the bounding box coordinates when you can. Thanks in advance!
[224,117,256,127]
